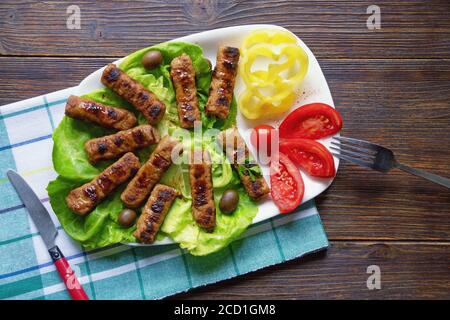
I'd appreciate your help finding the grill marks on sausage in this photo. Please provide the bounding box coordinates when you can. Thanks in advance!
[192,165,208,206]
[84,186,98,202]
[150,200,164,214]
[137,92,149,102]
[121,135,182,208]
[170,54,201,129]
[84,125,160,163]
[101,64,166,125]
[85,102,102,114]
[66,153,141,216]
[133,184,178,244]
[148,104,162,119]
[107,109,118,120]
[250,180,263,195]
[205,46,240,120]
[64,95,137,130]
[189,149,216,231]
[193,165,205,179]
[97,175,113,192]
[114,136,124,147]
[193,179,208,207]
[218,128,270,200]
[223,46,240,59]
[97,143,107,154]
[216,96,229,106]
[104,67,120,82]
[151,154,171,169]
[150,189,174,214]
[132,128,145,145]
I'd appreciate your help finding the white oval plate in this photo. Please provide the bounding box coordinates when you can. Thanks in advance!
[75,24,338,246]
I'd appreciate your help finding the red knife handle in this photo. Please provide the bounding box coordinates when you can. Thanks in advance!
[49,246,89,300]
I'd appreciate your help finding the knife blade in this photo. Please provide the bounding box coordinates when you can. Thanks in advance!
[7,170,57,250]
[6,169,89,300]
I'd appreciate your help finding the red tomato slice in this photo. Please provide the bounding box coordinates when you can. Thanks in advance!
[279,103,343,139]
[270,153,304,214]
[250,124,276,157]
[279,138,336,178]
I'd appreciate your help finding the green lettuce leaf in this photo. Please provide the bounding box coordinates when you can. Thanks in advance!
[47,176,135,249]
[47,41,257,255]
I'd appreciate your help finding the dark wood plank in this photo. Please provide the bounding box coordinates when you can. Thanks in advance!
[1,0,449,58]
[0,56,449,240]
[318,58,450,241]
[170,242,450,299]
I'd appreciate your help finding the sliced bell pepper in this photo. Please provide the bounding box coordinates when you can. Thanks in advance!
[238,29,309,120]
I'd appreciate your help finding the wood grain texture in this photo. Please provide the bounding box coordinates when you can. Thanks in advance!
[170,242,450,299]
[0,0,449,300]
[0,0,450,58]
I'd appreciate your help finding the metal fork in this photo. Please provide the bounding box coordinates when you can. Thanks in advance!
[330,136,450,189]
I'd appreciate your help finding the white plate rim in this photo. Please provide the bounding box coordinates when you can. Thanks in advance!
[74,24,339,247]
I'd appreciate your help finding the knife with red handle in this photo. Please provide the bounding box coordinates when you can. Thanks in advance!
[7,170,89,300]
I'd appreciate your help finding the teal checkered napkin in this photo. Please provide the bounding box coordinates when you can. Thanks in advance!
[0,88,329,300]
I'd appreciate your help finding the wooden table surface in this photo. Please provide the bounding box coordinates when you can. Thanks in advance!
[1,0,449,299]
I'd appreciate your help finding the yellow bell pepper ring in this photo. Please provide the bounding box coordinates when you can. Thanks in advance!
[238,29,310,120]
[241,29,298,51]
[240,43,309,88]
[249,81,295,102]
[238,87,297,120]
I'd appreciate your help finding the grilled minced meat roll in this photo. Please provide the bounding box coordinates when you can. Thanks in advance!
[170,53,201,129]
[134,184,178,244]
[65,95,137,130]
[189,149,216,231]
[217,128,270,200]
[84,125,159,163]
[101,64,166,125]
[121,135,183,208]
[66,152,140,215]
[205,46,240,119]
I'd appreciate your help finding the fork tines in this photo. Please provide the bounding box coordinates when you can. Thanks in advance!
[330,136,378,169]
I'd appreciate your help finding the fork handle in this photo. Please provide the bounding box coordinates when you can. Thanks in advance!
[395,162,450,189]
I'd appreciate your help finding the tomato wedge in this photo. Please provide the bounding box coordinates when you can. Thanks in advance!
[279,103,343,139]
[270,153,304,213]
[279,138,336,178]
[250,124,276,157]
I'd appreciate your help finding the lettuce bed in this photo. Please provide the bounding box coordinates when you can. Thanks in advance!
[47,41,258,256]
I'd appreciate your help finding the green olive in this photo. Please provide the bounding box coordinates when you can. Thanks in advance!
[118,209,137,227]
[141,50,163,70]
[219,189,240,214]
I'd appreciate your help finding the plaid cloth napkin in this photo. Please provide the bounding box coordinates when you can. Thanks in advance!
[0,88,329,300]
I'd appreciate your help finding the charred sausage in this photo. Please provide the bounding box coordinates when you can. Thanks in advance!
[189,149,216,231]
[217,128,270,200]
[101,64,166,125]
[170,54,201,129]
[121,135,183,208]
[84,124,160,163]
[134,184,178,244]
[205,46,240,119]
[66,152,141,215]
[65,95,137,130]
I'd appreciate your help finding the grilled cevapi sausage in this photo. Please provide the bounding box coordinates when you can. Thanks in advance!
[65,95,137,130]
[134,184,178,244]
[205,46,240,119]
[189,149,216,231]
[170,54,201,129]
[66,152,141,216]
[84,125,160,163]
[121,135,183,208]
[101,64,166,125]
[217,128,270,200]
